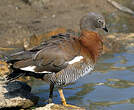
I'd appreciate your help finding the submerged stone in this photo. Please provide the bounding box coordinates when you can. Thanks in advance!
[0,80,39,109]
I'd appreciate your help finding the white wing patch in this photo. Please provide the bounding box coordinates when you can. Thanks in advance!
[20,66,52,73]
[67,56,83,64]
[38,71,52,73]
[20,66,36,72]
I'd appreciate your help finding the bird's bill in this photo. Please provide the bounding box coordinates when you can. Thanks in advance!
[103,26,108,32]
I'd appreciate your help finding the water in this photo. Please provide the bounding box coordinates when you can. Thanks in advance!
[28,47,134,110]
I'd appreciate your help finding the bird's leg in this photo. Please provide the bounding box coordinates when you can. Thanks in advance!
[48,83,54,103]
[58,88,66,105]
[58,88,80,108]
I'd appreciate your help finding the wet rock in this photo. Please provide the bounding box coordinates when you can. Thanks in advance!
[35,103,85,110]
[0,80,39,109]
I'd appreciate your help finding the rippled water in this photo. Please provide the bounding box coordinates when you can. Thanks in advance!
[28,47,134,110]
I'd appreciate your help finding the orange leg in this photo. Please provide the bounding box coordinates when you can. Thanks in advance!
[58,88,80,108]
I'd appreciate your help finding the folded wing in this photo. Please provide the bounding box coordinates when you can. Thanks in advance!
[8,34,80,73]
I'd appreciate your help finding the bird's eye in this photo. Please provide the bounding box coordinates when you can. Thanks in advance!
[98,20,102,23]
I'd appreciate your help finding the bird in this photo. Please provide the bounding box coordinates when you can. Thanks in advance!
[5,12,108,108]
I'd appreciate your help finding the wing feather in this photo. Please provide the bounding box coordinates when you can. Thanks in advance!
[9,33,80,73]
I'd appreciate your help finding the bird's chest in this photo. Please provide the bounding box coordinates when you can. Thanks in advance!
[59,58,94,84]
[66,56,94,75]
[55,61,94,87]
[76,60,94,76]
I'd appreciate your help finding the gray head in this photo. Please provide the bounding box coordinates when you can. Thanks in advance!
[80,12,108,32]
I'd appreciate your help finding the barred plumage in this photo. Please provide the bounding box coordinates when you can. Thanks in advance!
[44,59,94,87]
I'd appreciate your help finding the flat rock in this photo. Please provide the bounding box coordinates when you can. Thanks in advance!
[35,103,86,110]
[0,80,39,109]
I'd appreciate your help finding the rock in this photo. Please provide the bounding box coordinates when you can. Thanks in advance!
[0,60,32,82]
[0,61,10,77]
[0,25,32,49]
[22,0,50,9]
[24,28,67,50]
[35,103,86,110]
[107,0,134,15]
[0,80,39,109]
[103,33,134,53]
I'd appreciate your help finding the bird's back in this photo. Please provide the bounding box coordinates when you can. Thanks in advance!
[7,33,81,73]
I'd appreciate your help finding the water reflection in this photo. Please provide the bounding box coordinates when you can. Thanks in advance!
[67,83,95,101]
[89,99,129,110]
[88,97,134,110]
[105,78,134,88]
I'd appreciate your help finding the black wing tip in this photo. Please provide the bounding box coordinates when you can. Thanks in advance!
[6,72,26,82]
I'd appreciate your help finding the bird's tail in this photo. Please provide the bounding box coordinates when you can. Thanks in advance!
[0,51,47,82]
[6,68,46,82]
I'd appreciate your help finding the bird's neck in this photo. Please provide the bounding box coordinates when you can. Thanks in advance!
[79,30,103,63]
